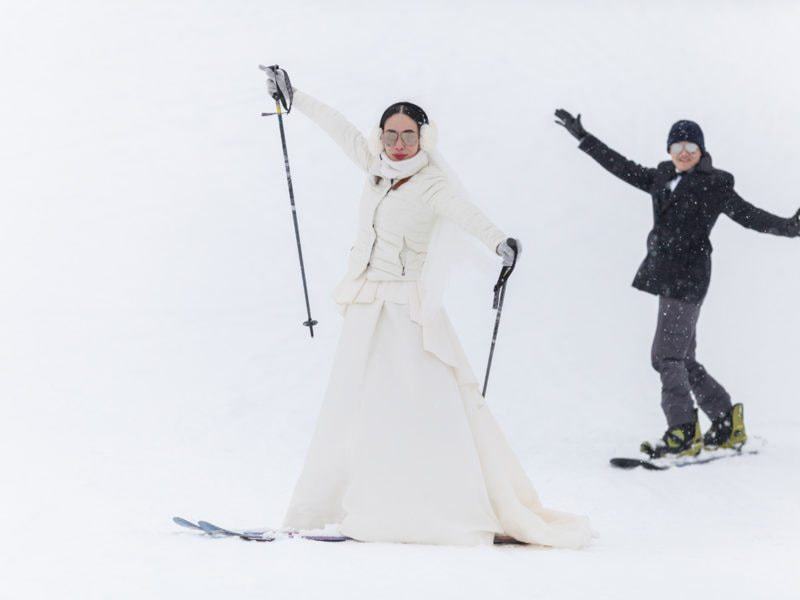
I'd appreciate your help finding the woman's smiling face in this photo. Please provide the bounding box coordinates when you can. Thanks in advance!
[669,141,702,172]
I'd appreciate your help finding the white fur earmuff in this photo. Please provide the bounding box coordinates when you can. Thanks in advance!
[368,122,439,157]
[419,122,438,153]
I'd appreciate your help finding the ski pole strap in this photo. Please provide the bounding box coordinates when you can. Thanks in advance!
[274,92,291,114]
[492,251,517,309]
[492,267,511,309]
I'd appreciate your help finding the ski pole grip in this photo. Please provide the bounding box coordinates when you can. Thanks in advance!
[258,64,285,106]
[492,265,513,309]
[491,239,520,309]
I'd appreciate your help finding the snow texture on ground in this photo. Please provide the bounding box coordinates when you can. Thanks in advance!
[2,1,799,598]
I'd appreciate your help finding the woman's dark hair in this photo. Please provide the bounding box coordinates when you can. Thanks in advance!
[379,102,429,130]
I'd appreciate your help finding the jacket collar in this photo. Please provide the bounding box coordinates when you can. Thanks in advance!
[697,152,714,173]
[656,152,716,213]
[658,151,713,179]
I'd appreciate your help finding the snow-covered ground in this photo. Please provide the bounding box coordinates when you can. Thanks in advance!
[2,1,800,598]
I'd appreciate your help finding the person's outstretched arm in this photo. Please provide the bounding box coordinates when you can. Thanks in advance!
[721,177,800,237]
[292,89,372,173]
[262,66,372,172]
[426,171,509,254]
[555,109,657,193]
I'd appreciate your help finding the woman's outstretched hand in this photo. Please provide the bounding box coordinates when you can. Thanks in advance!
[497,238,522,266]
[261,65,294,110]
[791,208,800,236]
[555,109,588,141]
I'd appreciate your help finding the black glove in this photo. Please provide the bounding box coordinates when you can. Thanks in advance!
[791,208,800,237]
[260,64,294,111]
[555,108,588,141]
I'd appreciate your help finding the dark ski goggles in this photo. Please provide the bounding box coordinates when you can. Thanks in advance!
[381,131,419,147]
[669,141,700,154]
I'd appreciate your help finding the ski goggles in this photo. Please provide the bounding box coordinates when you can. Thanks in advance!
[381,131,419,147]
[669,141,700,154]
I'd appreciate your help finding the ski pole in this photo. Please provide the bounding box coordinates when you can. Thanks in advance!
[482,241,518,397]
[259,65,317,338]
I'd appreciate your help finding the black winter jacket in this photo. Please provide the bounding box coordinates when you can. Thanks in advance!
[579,134,799,303]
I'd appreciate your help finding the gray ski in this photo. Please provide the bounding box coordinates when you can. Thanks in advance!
[173,517,348,542]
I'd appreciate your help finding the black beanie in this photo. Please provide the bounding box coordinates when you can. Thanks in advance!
[667,120,705,153]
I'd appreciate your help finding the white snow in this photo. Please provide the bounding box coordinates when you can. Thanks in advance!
[2,1,799,598]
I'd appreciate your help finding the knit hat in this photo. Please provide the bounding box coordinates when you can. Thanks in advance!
[667,120,705,153]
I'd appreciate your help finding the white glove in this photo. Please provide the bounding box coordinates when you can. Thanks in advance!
[259,64,293,109]
[496,238,521,266]
[266,77,279,98]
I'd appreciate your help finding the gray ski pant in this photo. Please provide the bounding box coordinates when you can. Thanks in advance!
[651,296,732,427]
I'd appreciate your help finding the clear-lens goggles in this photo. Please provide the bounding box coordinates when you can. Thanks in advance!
[670,142,700,154]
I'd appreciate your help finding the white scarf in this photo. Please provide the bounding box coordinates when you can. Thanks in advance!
[370,151,429,181]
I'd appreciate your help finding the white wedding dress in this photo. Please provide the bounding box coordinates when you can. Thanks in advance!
[282,90,592,548]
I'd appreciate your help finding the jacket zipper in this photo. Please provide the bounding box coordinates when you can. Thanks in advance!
[367,184,394,267]
[399,236,407,277]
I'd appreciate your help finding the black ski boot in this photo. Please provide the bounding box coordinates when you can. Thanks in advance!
[640,413,702,459]
[703,403,747,450]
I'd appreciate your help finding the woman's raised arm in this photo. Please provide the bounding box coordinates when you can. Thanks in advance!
[555,109,656,193]
[293,89,372,173]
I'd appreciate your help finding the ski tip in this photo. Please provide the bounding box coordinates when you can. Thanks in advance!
[196,520,221,534]
[609,457,642,469]
[610,457,668,471]
[173,516,202,530]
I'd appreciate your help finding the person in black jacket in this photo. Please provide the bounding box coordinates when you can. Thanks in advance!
[555,109,800,459]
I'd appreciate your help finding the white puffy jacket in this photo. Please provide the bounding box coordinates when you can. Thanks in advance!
[292,90,507,284]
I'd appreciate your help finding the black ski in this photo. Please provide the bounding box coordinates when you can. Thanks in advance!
[609,457,669,471]
[610,438,764,471]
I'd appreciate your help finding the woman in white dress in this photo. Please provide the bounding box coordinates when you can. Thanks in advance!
[265,67,592,548]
